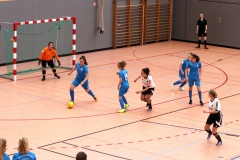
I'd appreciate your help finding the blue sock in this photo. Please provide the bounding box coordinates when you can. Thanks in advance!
[173,80,181,85]
[88,90,95,98]
[179,81,187,88]
[70,90,74,101]
[189,91,192,100]
[198,91,202,101]
[119,99,125,109]
[122,96,128,104]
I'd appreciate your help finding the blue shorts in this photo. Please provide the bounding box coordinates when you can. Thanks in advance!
[72,78,89,89]
[179,70,185,80]
[119,85,129,96]
[188,78,200,87]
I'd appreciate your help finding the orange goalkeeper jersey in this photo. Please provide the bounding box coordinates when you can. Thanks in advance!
[39,47,59,61]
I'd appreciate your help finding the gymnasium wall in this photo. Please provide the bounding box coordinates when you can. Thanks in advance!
[0,0,113,65]
[172,0,240,48]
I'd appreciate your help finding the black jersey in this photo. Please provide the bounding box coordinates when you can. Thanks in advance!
[197,19,207,31]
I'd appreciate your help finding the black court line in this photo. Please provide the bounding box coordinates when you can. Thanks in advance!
[82,147,132,160]
[39,148,75,159]
[141,121,240,137]
[62,141,79,147]
[39,92,240,158]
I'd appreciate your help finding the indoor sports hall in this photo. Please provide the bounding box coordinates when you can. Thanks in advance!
[0,0,239,160]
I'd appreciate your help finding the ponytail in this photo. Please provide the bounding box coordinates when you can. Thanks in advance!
[80,56,88,65]
[191,54,200,62]
[18,137,29,154]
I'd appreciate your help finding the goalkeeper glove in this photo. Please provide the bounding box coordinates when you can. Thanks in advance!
[38,59,41,65]
[57,60,61,66]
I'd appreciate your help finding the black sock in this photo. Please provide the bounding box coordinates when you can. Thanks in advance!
[52,69,56,75]
[205,129,212,134]
[42,70,46,76]
[213,133,222,142]
[198,40,201,47]
[204,40,207,47]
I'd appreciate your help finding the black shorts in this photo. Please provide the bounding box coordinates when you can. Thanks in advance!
[206,111,223,128]
[198,30,207,37]
[141,86,155,95]
[42,60,55,68]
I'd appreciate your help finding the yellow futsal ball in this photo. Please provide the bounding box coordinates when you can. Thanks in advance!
[67,101,74,109]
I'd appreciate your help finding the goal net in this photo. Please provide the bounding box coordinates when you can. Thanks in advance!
[1,16,76,81]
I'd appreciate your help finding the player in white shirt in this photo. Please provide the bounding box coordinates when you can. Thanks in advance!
[203,89,223,146]
[134,68,155,111]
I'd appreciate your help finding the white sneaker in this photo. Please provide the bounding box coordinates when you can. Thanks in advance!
[179,87,185,91]
[172,83,175,90]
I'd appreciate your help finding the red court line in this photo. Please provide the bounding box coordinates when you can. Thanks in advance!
[0,49,228,121]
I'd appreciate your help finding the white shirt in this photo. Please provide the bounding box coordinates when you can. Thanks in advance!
[142,75,155,88]
[208,98,221,111]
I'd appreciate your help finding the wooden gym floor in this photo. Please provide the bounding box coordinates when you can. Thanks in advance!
[0,41,239,160]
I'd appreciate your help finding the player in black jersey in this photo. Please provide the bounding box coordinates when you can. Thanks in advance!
[196,14,208,49]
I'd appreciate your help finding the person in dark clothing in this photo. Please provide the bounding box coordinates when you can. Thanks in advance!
[196,14,208,49]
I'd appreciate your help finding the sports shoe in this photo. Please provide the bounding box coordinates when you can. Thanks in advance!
[179,87,185,91]
[54,74,60,79]
[172,83,175,90]
[148,103,152,111]
[200,101,204,106]
[94,96,98,102]
[146,100,152,107]
[42,76,45,81]
[124,104,129,109]
[196,46,200,48]
[216,141,222,146]
[189,100,192,104]
[207,133,212,140]
[118,109,126,113]
[204,46,209,49]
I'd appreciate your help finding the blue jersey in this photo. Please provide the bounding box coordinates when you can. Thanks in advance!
[187,61,202,79]
[181,58,190,72]
[12,152,36,160]
[75,62,88,80]
[119,69,129,87]
[3,153,10,160]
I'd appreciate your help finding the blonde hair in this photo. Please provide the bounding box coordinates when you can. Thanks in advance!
[0,138,7,160]
[209,89,217,98]
[118,61,127,69]
[18,137,29,155]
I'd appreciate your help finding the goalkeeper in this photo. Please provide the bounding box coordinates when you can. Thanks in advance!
[38,42,61,81]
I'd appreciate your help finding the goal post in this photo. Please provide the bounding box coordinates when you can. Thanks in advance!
[1,16,76,81]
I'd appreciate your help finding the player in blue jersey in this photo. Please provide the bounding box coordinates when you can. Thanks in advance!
[0,138,10,160]
[117,61,129,113]
[186,54,204,106]
[172,53,192,91]
[12,137,36,160]
[68,56,97,106]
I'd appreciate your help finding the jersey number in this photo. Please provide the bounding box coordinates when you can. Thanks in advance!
[124,74,128,81]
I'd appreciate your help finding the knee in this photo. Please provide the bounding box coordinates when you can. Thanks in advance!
[85,89,89,92]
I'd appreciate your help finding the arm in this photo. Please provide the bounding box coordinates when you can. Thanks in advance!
[68,66,76,75]
[203,110,219,114]
[179,64,183,74]
[81,73,89,85]
[38,49,45,65]
[136,87,149,94]
[199,68,202,80]
[134,75,141,82]
[118,78,122,90]
[205,25,207,33]
[185,68,189,82]
[54,50,61,66]
[196,25,199,34]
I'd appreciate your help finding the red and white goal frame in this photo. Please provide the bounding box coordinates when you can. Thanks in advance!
[12,16,76,81]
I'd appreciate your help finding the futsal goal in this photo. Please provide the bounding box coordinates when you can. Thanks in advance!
[1,16,76,81]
